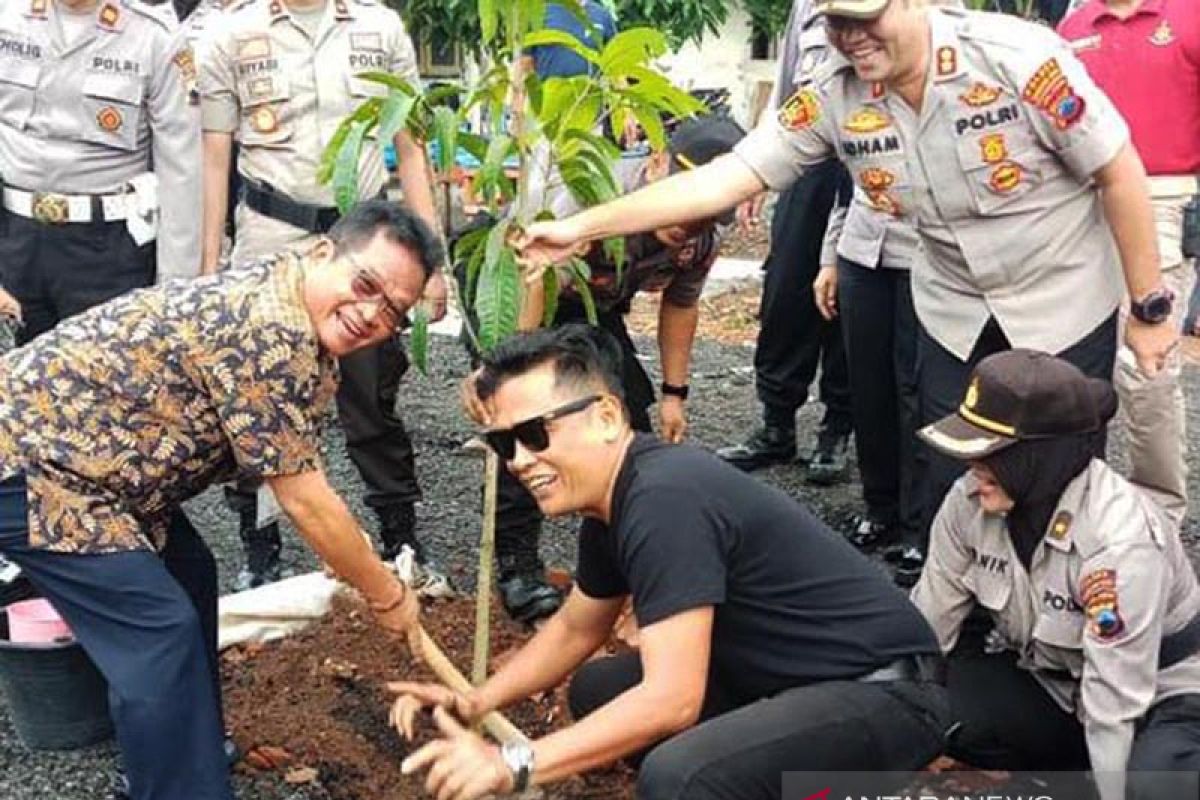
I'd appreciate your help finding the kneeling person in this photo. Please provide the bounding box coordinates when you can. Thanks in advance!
[393,325,949,800]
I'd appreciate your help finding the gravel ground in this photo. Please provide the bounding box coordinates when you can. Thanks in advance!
[2,330,1200,800]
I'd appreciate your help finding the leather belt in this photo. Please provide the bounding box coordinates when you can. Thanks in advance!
[2,186,131,225]
[857,653,946,685]
[241,178,340,234]
[1147,175,1198,199]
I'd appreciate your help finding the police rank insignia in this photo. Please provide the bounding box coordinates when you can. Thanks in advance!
[989,162,1022,194]
[98,2,119,27]
[172,47,198,103]
[960,82,1002,108]
[1022,58,1087,130]
[778,89,821,131]
[844,107,890,134]
[29,0,47,16]
[936,46,957,77]
[1049,510,1072,541]
[1149,20,1174,46]
[979,133,1007,164]
[1081,569,1124,640]
[96,106,123,133]
[250,106,278,133]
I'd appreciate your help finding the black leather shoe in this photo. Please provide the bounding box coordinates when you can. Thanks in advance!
[847,515,895,549]
[498,572,563,625]
[890,546,926,588]
[715,425,796,472]
[804,427,851,486]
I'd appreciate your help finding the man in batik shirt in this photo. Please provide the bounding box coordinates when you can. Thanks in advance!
[0,200,440,800]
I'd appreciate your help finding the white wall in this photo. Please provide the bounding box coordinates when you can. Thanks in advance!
[656,6,779,129]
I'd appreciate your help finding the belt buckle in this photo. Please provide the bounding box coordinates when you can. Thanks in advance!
[31,192,70,225]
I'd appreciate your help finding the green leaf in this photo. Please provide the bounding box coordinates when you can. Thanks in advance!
[567,257,598,325]
[354,71,419,95]
[598,28,667,77]
[474,134,517,210]
[318,99,382,185]
[476,248,522,351]
[631,104,666,151]
[522,30,601,66]
[602,236,626,283]
[376,91,417,149]
[409,305,430,375]
[541,265,560,327]
[431,106,460,174]
[455,222,493,308]
[332,119,368,215]
[479,0,497,44]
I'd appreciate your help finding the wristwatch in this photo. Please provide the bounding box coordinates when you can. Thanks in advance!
[1130,287,1175,324]
[500,740,535,792]
[661,381,689,400]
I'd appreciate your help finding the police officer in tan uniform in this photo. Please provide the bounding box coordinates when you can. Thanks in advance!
[0,0,201,340]
[199,0,449,591]
[912,349,1200,800]
[514,0,1176,553]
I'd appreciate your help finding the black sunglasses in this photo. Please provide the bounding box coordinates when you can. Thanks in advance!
[483,395,602,460]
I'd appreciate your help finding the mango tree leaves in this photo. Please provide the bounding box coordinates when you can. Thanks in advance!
[409,305,430,374]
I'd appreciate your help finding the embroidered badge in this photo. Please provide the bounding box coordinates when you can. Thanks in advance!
[859,168,900,215]
[172,47,197,98]
[1049,510,1072,541]
[979,133,1008,164]
[844,107,891,134]
[98,2,119,27]
[250,106,278,134]
[989,162,1023,194]
[1149,20,1174,46]
[1022,58,1087,130]
[96,105,123,133]
[960,82,1002,108]
[1081,568,1124,640]
[778,88,822,131]
[936,46,957,77]
[236,36,272,60]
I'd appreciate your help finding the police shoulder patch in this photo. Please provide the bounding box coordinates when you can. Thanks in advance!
[777,88,822,132]
[1081,568,1124,640]
[1021,58,1087,130]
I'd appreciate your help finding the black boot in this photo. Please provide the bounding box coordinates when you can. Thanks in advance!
[497,525,562,625]
[804,424,851,486]
[234,507,281,591]
[377,503,454,598]
[715,412,796,472]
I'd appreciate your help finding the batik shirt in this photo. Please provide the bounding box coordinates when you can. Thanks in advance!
[0,252,339,554]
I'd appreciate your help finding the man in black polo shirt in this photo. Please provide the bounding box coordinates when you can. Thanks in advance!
[391,325,949,800]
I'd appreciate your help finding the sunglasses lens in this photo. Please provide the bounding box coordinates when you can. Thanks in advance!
[483,430,516,460]
[513,418,551,454]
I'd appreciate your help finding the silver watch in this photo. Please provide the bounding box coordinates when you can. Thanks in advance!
[500,740,535,792]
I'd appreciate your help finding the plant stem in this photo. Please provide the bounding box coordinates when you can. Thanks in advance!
[472,448,499,686]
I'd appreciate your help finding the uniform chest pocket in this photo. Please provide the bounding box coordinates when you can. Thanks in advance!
[79,73,143,151]
[0,57,39,129]
[238,75,292,146]
[963,565,1013,612]
[1033,611,1085,651]
[954,128,1045,214]
[845,155,913,219]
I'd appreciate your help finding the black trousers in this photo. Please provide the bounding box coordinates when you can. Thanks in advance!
[495,308,652,541]
[947,645,1200,799]
[916,312,1117,540]
[838,258,920,540]
[568,651,949,800]
[754,161,851,430]
[227,336,419,514]
[0,477,231,800]
[0,213,156,344]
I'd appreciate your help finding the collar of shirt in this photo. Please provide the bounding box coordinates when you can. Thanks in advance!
[265,0,353,26]
[1079,0,1165,26]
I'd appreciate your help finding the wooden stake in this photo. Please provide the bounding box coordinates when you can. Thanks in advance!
[472,448,498,687]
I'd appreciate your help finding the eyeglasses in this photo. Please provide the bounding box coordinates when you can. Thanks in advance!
[346,255,406,329]
[483,395,602,460]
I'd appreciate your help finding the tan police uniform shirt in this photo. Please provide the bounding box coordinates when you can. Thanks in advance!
[199,0,419,258]
[0,0,202,279]
[912,461,1200,794]
[735,7,1129,359]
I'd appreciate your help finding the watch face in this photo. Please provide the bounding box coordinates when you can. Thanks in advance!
[1140,291,1174,323]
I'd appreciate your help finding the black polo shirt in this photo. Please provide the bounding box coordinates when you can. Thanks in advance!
[577,435,939,702]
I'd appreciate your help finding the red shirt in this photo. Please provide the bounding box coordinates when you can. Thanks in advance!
[1059,0,1200,175]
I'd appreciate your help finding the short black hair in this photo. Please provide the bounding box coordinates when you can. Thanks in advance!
[328,200,444,278]
[476,324,626,408]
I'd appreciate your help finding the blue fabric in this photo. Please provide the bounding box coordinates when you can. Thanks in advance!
[530,1,616,78]
[0,477,231,800]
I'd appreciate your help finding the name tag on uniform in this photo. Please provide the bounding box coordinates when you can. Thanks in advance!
[351,32,381,51]
[236,35,272,61]
[1068,34,1101,53]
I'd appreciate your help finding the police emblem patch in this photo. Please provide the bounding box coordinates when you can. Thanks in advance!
[1081,569,1124,640]
[778,89,822,131]
[172,47,197,100]
[960,82,1002,108]
[1149,20,1174,46]
[859,167,895,191]
[989,162,1023,194]
[1022,58,1087,130]
[844,107,891,134]
[250,106,278,134]
[979,133,1008,164]
[936,46,957,77]
[96,106,123,133]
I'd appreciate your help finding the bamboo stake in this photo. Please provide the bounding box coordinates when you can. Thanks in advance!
[473,449,499,686]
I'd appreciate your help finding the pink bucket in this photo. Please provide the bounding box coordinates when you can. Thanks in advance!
[5,598,74,644]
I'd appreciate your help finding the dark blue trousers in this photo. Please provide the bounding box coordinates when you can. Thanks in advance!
[0,477,232,800]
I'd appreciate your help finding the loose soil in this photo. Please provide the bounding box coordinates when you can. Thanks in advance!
[222,594,635,800]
